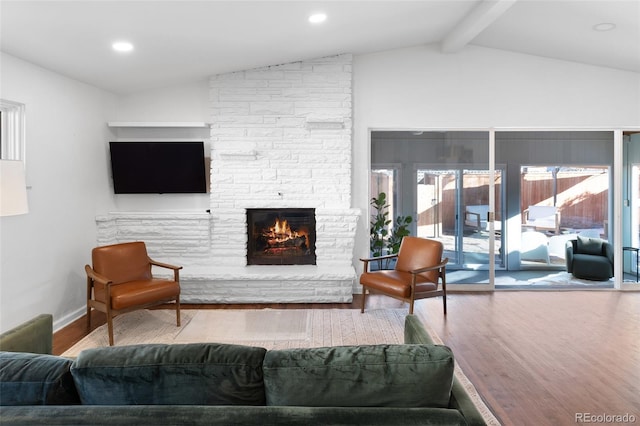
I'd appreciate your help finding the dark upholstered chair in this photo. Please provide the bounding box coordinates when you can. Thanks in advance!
[359,236,448,314]
[85,242,182,345]
[566,236,614,281]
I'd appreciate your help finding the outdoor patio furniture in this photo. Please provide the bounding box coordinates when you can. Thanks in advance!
[523,205,561,234]
[464,205,489,232]
[521,231,550,264]
[548,233,578,260]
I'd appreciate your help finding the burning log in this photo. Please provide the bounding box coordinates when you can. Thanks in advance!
[266,235,308,249]
[260,217,309,252]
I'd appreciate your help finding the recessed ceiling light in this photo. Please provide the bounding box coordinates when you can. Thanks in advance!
[308,13,327,24]
[593,22,616,32]
[112,41,134,52]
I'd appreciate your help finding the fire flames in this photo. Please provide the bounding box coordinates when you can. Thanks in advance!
[262,218,309,253]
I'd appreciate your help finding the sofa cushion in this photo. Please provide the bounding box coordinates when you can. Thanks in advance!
[0,351,80,405]
[263,344,454,408]
[70,343,266,405]
[576,236,603,255]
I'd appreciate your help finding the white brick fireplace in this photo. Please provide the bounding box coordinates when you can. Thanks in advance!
[98,54,360,303]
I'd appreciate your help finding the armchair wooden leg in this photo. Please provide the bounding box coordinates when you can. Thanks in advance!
[441,273,448,316]
[360,287,366,313]
[443,295,447,315]
[86,304,91,332]
[176,297,181,327]
[107,314,114,346]
[409,299,415,315]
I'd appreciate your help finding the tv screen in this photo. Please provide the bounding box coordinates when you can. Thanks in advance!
[109,141,207,194]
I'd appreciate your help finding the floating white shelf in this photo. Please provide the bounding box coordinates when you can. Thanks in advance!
[219,150,258,160]
[107,122,212,128]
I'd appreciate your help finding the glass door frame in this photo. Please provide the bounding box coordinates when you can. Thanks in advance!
[485,130,498,285]
[622,130,640,289]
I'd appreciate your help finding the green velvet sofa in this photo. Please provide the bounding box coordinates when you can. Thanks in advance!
[0,314,489,425]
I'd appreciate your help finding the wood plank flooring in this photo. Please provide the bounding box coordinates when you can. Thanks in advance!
[53,291,640,426]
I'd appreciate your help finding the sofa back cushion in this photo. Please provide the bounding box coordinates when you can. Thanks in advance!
[0,352,80,405]
[71,343,266,405]
[576,235,603,255]
[263,344,454,408]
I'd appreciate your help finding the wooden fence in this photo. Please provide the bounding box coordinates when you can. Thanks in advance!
[417,171,607,232]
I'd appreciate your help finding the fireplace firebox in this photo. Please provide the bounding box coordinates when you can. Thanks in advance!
[246,208,316,265]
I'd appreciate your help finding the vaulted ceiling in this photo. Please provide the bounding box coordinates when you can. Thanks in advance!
[1,0,638,94]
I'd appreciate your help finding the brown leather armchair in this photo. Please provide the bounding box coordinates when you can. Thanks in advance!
[85,241,182,346]
[360,236,448,315]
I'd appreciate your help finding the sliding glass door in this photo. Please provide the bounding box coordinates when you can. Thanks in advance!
[624,133,640,282]
[371,131,499,285]
[416,167,503,269]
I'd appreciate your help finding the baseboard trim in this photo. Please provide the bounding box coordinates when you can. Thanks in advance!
[53,306,85,333]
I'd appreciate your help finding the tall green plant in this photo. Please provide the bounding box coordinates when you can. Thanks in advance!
[369,192,390,258]
[369,192,414,269]
[388,215,413,255]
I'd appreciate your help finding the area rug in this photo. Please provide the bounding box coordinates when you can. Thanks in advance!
[62,308,407,356]
[527,271,614,287]
[62,308,500,425]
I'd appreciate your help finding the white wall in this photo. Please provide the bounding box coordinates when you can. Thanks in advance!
[0,53,116,332]
[112,79,210,122]
[353,44,640,271]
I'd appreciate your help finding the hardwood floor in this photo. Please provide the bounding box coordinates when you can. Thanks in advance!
[54,291,640,426]
[416,291,640,426]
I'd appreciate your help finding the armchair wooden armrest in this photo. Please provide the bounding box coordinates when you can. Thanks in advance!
[149,259,183,271]
[359,254,399,262]
[409,258,448,298]
[360,253,399,272]
[150,259,183,281]
[85,265,112,286]
[410,258,449,275]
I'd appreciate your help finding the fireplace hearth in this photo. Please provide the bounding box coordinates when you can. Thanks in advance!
[247,208,316,265]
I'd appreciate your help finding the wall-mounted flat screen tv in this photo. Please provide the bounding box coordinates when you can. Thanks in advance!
[109,141,207,194]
